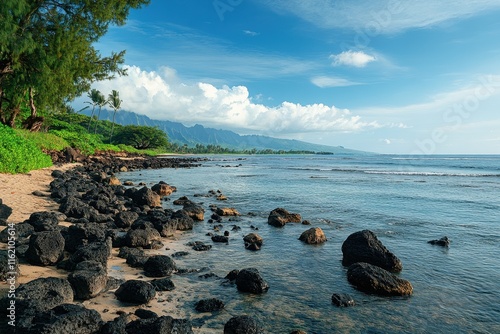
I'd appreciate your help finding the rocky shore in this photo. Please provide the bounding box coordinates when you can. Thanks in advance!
[0,152,416,333]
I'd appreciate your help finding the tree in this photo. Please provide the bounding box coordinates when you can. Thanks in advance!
[0,0,150,130]
[93,91,107,134]
[113,125,169,149]
[85,89,100,131]
[108,90,122,143]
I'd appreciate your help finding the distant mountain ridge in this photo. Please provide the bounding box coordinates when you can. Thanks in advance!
[86,109,366,154]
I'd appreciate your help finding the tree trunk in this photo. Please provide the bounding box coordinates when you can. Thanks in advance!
[28,87,36,117]
[7,106,20,128]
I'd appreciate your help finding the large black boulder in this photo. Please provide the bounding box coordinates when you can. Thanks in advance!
[341,230,403,272]
[25,211,61,232]
[0,222,34,243]
[0,198,13,222]
[126,316,193,334]
[0,277,73,316]
[68,261,108,300]
[16,303,103,334]
[125,227,162,249]
[150,278,176,291]
[115,280,156,304]
[114,211,139,228]
[0,250,19,281]
[236,268,269,294]
[127,186,161,208]
[59,196,102,222]
[64,223,108,252]
[68,240,111,269]
[144,255,176,277]
[224,315,263,334]
[347,262,413,296]
[25,231,65,266]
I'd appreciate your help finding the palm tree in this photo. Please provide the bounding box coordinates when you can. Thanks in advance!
[108,90,122,143]
[86,89,101,131]
[93,91,107,134]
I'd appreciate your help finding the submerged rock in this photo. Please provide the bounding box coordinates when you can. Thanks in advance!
[331,293,355,307]
[341,230,403,272]
[428,236,450,247]
[347,262,413,296]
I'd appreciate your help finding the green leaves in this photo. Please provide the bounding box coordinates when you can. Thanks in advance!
[0,0,150,128]
[0,123,52,173]
[113,125,169,150]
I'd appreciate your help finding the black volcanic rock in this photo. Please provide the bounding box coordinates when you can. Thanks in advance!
[341,230,403,272]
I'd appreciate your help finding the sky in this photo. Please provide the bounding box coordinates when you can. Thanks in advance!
[79,0,500,154]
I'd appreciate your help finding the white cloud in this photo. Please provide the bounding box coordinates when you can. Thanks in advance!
[243,30,259,36]
[330,51,376,68]
[311,76,360,87]
[90,65,379,134]
[360,75,500,116]
[260,0,500,34]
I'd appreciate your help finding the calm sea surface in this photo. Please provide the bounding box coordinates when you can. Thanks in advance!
[118,154,500,333]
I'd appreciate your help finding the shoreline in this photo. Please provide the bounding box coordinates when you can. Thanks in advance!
[0,154,214,332]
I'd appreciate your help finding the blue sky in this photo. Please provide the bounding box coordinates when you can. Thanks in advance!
[82,0,500,154]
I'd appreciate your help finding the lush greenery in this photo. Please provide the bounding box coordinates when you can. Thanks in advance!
[0,0,150,129]
[45,112,168,155]
[0,123,52,173]
[168,142,317,155]
[113,125,169,150]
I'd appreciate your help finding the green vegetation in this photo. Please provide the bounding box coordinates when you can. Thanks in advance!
[168,142,317,155]
[0,0,150,129]
[113,125,169,150]
[0,124,52,173]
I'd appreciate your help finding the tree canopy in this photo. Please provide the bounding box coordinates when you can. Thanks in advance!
[0,0,150,129]
[113,125,169,150]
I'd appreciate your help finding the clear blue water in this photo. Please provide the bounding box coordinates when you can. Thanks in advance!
[119,154,500,333]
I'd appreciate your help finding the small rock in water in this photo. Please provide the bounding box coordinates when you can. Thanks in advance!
[331,293,355,307]
[428,236,450,247]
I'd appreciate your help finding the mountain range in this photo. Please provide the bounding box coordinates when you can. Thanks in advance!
[86,109,366,154]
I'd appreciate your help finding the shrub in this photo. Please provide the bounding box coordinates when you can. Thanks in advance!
[0,124,53,173]
[49,129,103,155]
[15,129,69,151]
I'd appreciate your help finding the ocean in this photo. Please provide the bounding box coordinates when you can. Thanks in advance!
[117,154,500,333]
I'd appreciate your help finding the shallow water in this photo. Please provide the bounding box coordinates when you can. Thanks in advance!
[118,154,500,333]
